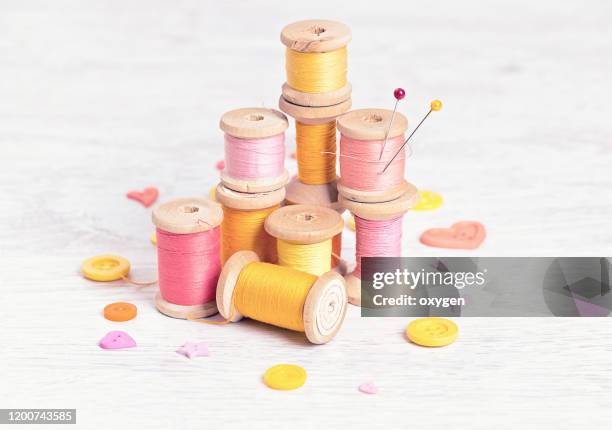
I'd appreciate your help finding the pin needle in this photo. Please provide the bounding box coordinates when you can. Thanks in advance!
[380,100,442,174]
[379,88,405,160]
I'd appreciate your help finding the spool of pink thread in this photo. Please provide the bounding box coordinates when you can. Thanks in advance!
[152,197,223,319]
[340,187,419,306]
[220,108,289,193]
[337,108,411,203]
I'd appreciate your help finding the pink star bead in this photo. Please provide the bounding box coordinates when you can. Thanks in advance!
[176,341,210,359]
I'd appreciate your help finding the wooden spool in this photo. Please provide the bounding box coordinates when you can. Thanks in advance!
[280,19,352,107]
[264,204,347,275]
[279,95,351,212]
[219,107,289,193]
[216,250,348,344]
[284,178,343,212]
[339,188,419,306]
[215,183,285,263]
[152,197,223,319]
[337,108,411,203]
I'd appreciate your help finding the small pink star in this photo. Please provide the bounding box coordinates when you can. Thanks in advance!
[176,341,209,359]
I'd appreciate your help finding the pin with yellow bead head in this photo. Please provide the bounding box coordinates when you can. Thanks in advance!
[381,99,443,174]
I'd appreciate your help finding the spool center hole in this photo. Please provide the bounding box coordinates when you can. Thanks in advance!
[309,26,326,36]
[301,214,315,221]
[183,206,199,213]
[364,114,383,123]
[246,114,264,122]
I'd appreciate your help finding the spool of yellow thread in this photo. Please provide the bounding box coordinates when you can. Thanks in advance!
[281,19,352,106]
[280,99,350,211]
[217,250,348,344]
[216,184,284,265]
[264,204,345,276]
[295,120,337,185]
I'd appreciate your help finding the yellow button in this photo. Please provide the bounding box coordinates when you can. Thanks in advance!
[81,254,130,282]
[406,317,458,347]
[151,231,157,246]
[413,190,443,211]
[263,364,307,390]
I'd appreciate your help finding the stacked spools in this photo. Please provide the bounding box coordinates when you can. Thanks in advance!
[337,109,420,305]
[278,19,352,273]
[215,106,349,343]
[218,107,289,263]
[148,19,429,345]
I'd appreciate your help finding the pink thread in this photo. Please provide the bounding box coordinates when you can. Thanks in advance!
[339,134,405,191]
[156,227,221,306]
[354,216,403,279]
[224,133,285,181]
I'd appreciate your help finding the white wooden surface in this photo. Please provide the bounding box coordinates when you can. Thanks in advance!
[1,1,612,428]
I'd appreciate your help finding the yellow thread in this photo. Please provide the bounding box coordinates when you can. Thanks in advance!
[296,121,337,185]
[332,233,342,268]
[286,47,347,93]
[221,205,279,264]
[277,239,331,276]
[234,262,317,332]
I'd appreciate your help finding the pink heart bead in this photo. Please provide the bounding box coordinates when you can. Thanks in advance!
[358,382,379,395]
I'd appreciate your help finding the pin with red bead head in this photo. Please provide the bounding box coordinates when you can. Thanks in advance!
[378,88,406,160]
[380,99,443,174]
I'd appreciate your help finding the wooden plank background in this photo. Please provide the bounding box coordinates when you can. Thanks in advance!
[1,1,611,428]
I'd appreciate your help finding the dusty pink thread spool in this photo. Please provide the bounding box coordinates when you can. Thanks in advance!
[340,188,419,306]
[152,197,223,319]
[220,107,289,193]
[337,108,412,203]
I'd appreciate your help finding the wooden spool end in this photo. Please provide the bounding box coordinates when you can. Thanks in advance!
[221,170,289,194]
[216,250,260,322]
[339,186,419,220]
[155,293,218,319]
[215,183,285,210]
[284,177,344,213]
[344,272,362,306]
[281,19,351,53]
[280,85,352,110]
[337,180,413,203]
[220,107,288,139]
[152,197,223,234]
[337,108,408,141]
[264,204,344,244]
[303,270,348,344]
